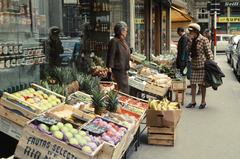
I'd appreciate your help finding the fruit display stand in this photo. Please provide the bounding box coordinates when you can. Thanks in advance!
[14,119,104,159]
[0,84,66,127]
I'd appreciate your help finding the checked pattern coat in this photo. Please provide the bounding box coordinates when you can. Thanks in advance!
[186,34,213,85]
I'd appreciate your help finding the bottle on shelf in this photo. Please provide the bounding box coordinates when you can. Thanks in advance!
[16,85,19,92]
[0,89,3,98]
[20,83,23,90]
[12,85,15,93]
[7,87,11,93]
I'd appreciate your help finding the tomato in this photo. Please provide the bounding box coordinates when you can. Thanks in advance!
[107,130,114,137]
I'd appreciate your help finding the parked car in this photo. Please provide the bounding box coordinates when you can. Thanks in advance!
[216,34,233,52]
[225,35,240,64]
[231,39,240,81]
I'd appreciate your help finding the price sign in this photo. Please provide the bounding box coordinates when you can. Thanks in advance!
[82,123,108,134]
[33,115,59,125]
[72,114,89,123]
[103,116,120,123]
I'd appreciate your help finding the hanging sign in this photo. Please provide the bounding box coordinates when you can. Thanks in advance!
[218,17,240,23]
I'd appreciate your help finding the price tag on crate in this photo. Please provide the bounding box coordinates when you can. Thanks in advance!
[103,116,120,123]
[33,115,59,125]
[82,123,108,134]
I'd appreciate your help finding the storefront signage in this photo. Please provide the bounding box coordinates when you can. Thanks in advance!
[224,2,240,7]
[63,0,77,4]
[135,18,144,24]
[218,17,240,23]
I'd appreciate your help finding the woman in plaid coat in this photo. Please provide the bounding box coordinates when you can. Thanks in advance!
[186,23,213,109]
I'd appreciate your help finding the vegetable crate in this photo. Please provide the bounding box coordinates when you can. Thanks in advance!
[171,78,187,89]
[0,84,66,126]
[144,81,169,97]
[100,81,116,94]
[14,119,104,159]
[46,104,93,126]
[147,126,177,146]
[170,90,186,105]
[70,91,92,104]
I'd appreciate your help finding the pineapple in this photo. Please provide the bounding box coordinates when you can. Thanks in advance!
[84,75,101,95]
[92,89,106,115]
[106,90,120,113]
[77,74,85,91]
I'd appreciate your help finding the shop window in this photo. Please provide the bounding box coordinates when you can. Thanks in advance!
[135,0,145,55]
[198,8,208,19]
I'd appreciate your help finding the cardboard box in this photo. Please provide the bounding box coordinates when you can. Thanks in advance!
[146,105,182,128]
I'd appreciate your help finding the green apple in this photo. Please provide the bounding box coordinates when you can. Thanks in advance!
[68,138,78,146]
[40,123,49,131]
[7,95,15,102]
[60,126,69,132]
[85,136,91,142]
[28,88,35,93]
[54,131,63,140]
[50,101,57,106]
[69,128,78,134]
[37,90,44,95]
[56,122,64,129]
[39,95,43,100]
[13,93,21,98]
[55,98,61,104]
[33,92,39,96]
[41,105,48,112]
[82,146,92,153]
[75,134,83,140]
[47,97,52,103]
[19,91,26,96]
[41,99,48,104]
[43,93,48,98]
[32,103,39,108]
[65,123,73,129]
[65,132,73,138]
[24,90,31,94]
[78,130,87,136]
[18,96,25,103]
[49,95,57,101]
[50,125,59,132]
[78,138,88,146]
[45,103,52,109]
[27,98,35,104]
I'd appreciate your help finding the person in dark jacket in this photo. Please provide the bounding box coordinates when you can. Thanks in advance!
[177,27,188,75]
[107,21,130,94]
[42,26,64,68]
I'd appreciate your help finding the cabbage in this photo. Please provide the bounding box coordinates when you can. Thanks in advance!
[85,142,97,151]
[38,124,52,135]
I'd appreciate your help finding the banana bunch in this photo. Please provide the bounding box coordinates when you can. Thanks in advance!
[148,98,179,110]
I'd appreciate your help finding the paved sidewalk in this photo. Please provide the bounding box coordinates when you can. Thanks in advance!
[128,55,240,159]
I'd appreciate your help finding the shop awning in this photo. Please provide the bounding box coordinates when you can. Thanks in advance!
[171,5,192,22]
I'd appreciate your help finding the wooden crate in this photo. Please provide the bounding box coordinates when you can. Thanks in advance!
[14,119,104,159]
[0,105,29,127]
[100,81,116,94]
[0,83,66,122]
[171,78,187,89]
[148,126,177,146]
[170,89,186,105]
[144,82,169,97]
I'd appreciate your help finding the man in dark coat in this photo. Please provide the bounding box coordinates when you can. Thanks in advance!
[177,27,188,75]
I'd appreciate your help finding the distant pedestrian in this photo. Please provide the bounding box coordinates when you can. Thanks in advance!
[177,27,188,75]
[203,29,211,42]
[186,23,213,109]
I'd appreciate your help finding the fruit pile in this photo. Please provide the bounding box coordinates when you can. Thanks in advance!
[91,117,128,146]
[77,94,92,103]
[124,105,144,115]
[31,121,103,155]
[93,69,108,77]
[8,87,62,112]
[148,98,180,110]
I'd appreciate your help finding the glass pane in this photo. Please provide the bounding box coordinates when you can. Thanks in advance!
[135,0,144,55]
[152,4,155,55]
[162,10,166,52]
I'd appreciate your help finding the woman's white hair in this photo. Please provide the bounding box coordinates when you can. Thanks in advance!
[114,21,127,37]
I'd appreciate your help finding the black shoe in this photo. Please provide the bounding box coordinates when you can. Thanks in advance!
[186,102,196,108]
[199,103,206,109]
